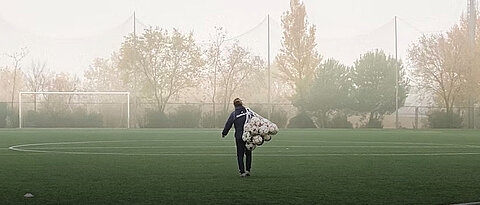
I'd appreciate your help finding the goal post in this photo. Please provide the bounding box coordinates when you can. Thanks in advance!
[19,91,130,128]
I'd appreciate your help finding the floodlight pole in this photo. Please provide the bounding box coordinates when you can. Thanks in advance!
[468,0,476,128]
[127,92,130,129]
[395,16,399,129]
[267,14,271,119]
[18,92,22,128]
[133,11,136,36]
[133,11,137,129]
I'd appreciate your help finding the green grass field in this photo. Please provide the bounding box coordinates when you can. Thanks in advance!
[1,129,480,204]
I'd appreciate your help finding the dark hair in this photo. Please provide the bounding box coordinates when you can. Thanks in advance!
[233,98,243,107]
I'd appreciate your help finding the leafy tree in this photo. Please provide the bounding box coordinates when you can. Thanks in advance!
[0,67,25,127]
[276,0,321,108]
[408,15,480,112]
[84,55,126,92]
[451,16,480,107]
[304,59,352,128]
[352,50,408,128]
[42,72,81,113]
[408,34,467,113]
[0,68,24,102]
[118,28,204,113]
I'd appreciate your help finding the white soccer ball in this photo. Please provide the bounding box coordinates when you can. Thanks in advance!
[251,117,261,126]
[257,120,264,127]
[269,124,279,135]
[245,142,256,151]
[246,135,253,143]
[268,126,275,134]
[244,123,253,132]
[274,124,279,131]
[250,126,260,135]
[261,118,270,125]
[259,125,269,135]
[252,135,264,145]
[242,131,250,142]
[263,134,271,141]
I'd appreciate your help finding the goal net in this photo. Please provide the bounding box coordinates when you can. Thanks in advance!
[19,92,130,128]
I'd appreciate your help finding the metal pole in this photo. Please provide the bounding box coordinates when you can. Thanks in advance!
[468,0,476,128]
[415,107,419,129]
[474,106,476,129]
[132,11,136,129]
[268,15,271,119]
[213,56,217,128]
[395,16,399,129]
[127,92,130,129]
[133,11,136,37]
[18,92,22,128]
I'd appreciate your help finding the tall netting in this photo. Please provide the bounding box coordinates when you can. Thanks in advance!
[19,92,129,128]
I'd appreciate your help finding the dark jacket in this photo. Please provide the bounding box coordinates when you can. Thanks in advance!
[222,106,247,139]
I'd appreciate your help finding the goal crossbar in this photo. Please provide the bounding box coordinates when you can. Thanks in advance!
[18,91,130,128]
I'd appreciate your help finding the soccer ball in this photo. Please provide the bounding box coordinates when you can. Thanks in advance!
[263,134,271,141]
[242,131,251,142]
[252,135,264,145]
[244,123,253,132]
[245,142,256,151]
[251,117,261,126]
[250,126,260,135]
[269,124,279,135]
[261,118,270,125]
[259,125,269,135]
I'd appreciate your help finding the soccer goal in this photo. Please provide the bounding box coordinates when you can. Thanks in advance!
[18,91,130,128]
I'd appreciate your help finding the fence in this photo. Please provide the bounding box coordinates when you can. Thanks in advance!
[1,101,478,129]
[386,106,479,129]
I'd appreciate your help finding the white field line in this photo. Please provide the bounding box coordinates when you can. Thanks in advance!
[8,139,470,147]
[451,201,480,205]
[7,140,480,157]
[8,148,480,157]
[277,140,473,146]
[26,145,473,150]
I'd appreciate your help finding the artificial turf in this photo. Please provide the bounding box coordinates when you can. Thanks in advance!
[1,128,480,204]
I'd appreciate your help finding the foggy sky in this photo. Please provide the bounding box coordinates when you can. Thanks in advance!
[0,0,470,72]
[1,0,466,36]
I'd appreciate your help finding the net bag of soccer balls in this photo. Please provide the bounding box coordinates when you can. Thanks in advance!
[242,108,279,151]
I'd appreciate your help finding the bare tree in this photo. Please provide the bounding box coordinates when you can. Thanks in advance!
[25,60,50,111]
[205,27,226,126]
[218,42,265,113]
[5,48,28,108]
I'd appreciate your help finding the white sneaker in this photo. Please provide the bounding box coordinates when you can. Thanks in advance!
[240,173,247,177]
[245,171,250,176]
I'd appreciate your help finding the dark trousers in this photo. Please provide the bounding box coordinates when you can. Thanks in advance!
[235,138,252,173]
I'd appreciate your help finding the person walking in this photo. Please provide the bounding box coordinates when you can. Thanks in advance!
[222,98,252,177]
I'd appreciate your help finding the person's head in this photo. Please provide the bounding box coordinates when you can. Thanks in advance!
[233,98,243,107]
